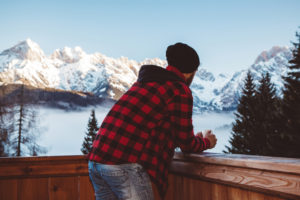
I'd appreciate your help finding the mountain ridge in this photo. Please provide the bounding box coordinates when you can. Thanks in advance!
[0,39,293,112]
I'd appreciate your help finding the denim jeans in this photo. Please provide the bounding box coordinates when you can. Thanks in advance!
[88,161,154,200]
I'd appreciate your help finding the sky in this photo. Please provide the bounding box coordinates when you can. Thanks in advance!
[0,0,300,74]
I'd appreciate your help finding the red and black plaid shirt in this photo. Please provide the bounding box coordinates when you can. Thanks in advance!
[88,65,210,197]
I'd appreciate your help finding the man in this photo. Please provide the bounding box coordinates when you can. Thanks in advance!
[88,43,217,200]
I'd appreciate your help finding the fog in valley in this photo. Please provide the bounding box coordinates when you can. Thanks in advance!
[38,106,234,156]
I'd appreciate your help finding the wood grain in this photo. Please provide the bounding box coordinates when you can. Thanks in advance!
[49,176,79,200]
[79,176,95,200]
[170,160,300,199]
[174,152,300,174]
[227,186,248,200]
[0,153,299,200]
[162,174,287,200]
[0,162,88,178]
[152,182,161,200]
[0,179,18,200]
[18,178,49,200]
[211,183,229,200]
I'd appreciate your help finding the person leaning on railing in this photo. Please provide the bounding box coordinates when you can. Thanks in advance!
[87,42,217,200]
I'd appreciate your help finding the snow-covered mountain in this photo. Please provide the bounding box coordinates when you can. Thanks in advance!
[0,39,145,100]
[0,39,293,112]
[212,46,292,110]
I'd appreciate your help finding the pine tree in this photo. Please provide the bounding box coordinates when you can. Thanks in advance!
[0,86,9,156]
[0,86,14,157]
[224,71,257,154]
[81,109,98,154]
[254,72,281,156]
[0,129,9,157]
[280,30,300,158]
[10,84,46,156]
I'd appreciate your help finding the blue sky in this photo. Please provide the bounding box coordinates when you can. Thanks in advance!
[0,0,299,74]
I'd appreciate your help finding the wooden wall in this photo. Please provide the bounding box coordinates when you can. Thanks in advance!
[153,174,287,200]
[0,156,94,200]
[0,153,299,200]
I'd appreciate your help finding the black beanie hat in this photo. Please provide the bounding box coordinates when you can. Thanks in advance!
[166,42,200,73]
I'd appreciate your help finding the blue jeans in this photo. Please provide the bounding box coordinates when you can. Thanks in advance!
[88,161,154,200]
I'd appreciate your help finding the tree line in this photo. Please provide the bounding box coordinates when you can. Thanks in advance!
[225,31,300,158]
[0,85,46,156]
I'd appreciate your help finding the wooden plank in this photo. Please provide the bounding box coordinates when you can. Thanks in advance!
[247,190,268,200]
[151,182,161,200]
[247,190,286,200]
[182,174,194,200]
[227,186,249,200]
[0,155,88,178]
[195,179,212,200]
[170,160,300,199]
[0,179,17,200]
[164,174,179,200]
[174,175,185,200]
[265,195,286,200]
[166,174,287,200]
[49,176,79,200]
[0,162,88,178]
[174,152,300,175]
[18,178,49,200]
[79,176,95,200]
[164,174,213,200]
[211,183,229,200]
[182,175,212,200]
[0,155,86,164]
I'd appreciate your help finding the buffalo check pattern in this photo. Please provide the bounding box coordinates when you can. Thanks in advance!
[88,65,210,197]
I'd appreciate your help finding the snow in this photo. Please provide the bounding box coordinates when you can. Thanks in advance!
[109,90,116,98]
[0,39,294,112]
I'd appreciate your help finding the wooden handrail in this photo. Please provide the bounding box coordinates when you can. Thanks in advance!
[0,153,299,200]
[170,152,300,199]
[0,155,88,178]
[173,152,300,174]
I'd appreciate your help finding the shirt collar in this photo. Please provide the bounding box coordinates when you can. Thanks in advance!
[166,65,186,83]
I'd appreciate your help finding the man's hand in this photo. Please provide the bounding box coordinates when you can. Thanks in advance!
[197,130,217,149]
[204,130,217,149]
[196,131,203,138]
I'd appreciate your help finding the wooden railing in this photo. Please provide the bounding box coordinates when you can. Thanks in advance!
[166,153,300,200]
[0,153,299,200]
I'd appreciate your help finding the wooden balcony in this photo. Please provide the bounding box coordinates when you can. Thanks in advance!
[0,152,299,200]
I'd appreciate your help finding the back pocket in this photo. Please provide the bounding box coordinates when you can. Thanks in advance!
[100,167,132,199]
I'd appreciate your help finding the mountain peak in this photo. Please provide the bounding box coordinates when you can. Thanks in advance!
[254,46,290,64]
[22,38,38,48]
[1,38,45,61]
[51,46,86,63]
[0,40,293,112]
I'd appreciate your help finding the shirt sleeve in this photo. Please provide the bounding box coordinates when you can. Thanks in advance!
[167,89,210,153]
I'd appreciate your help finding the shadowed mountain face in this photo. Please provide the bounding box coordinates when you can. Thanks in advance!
[0,39,293,112]
[0,84,114,110]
